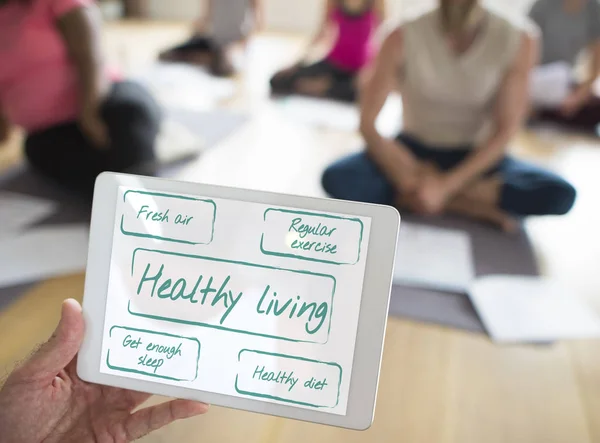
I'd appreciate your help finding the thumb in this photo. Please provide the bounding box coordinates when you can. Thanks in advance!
[18,299,85,381]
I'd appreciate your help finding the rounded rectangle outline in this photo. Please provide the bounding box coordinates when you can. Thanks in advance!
[105,325,201,382]
[128,248,337,344]
[260,208,365,265]
[235,349,343,409]
[120,190,217,245]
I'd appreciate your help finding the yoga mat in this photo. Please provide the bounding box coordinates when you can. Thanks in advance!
[168,108,248,150]
[156,109,248,164]
[134,63,236,111]
[277,94,403,137]
[389,214,539,333]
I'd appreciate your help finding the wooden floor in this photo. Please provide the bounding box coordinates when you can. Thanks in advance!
[1,22,600,443]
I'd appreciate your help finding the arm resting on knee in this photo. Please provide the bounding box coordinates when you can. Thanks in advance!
[359,28,418,192]
[443,31,539,197]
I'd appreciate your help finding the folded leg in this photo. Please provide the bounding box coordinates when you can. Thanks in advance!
[270,60,337,98]
[321,152,395,205]
[535,89,600,135]
[496,156,576,216]
[25,81,161,197]
[159,35,214,65]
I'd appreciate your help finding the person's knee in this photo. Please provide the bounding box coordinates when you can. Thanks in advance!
[104,84,161,134]
[547,181,577,215]
[321,164,347,199]
[321,157,392,204]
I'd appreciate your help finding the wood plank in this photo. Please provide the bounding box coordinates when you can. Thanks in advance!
[276,320,591,443]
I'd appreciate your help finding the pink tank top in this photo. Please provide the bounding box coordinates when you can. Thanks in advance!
[326,2,378,72]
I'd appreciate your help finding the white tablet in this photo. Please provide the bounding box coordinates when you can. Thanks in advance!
[77,172,400,430]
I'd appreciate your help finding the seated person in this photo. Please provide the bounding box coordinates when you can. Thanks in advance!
[270,0,385,103]
[322,0,577,231]
[159,0,263,77]
[528,0,600,134]
[0,0,160,197]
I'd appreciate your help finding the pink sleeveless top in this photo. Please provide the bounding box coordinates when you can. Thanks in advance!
[326,3,378,72]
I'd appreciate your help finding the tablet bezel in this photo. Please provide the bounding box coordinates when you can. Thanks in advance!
[77,172,400,430]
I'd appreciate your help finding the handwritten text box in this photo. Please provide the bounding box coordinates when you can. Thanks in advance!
[128,249,336,343]
[106,326,201,381]
[261,209,364,265]
[120,190,216,245]
[235,349,342,409]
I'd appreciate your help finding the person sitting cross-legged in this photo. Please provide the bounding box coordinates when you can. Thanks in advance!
[322,0,577,231]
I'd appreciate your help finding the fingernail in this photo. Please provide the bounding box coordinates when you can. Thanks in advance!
[63,299,82,311]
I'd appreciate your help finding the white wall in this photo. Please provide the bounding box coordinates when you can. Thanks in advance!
[148,0,537,32]
[148,0,202,21]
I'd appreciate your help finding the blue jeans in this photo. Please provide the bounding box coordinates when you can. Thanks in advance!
[321,133,576,216]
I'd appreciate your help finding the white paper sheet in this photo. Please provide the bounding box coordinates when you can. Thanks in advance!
[154,118,206,164]
[0,192,57,239]
[0,225,89,287]
[469,275,600,343]
[530,62,572,107]
[393,222,475,293]
[100,187,373,415]
[134,63,236,111]
[279,94,402,137]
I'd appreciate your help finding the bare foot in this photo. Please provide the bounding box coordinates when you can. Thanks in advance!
[296,76,332,97]
[446,197,518,233]
[396,192,518,233]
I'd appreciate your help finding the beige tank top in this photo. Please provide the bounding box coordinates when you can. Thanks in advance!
[399,8,526,147]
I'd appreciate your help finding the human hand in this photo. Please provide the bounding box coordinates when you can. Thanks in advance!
[560,87,590,117]
[414,164,451,215]
[0,299,209,443]
[80,107,110,149]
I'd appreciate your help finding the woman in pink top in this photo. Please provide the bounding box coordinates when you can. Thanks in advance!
[270,0,384,102]
[0,0,160,196]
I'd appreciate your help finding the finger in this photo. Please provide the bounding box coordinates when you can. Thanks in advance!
[124,399,209,441]
[122,388,153,409]
[18,299,84,381]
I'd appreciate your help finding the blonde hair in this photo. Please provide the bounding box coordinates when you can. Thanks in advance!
[440,0,479,33]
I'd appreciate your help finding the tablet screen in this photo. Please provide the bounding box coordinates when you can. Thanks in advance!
[99,187,372,416]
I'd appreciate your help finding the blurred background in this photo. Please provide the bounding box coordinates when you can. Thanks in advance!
[1,0,600,442]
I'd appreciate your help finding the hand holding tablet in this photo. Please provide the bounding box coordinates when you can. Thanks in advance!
[77,173,400,430]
